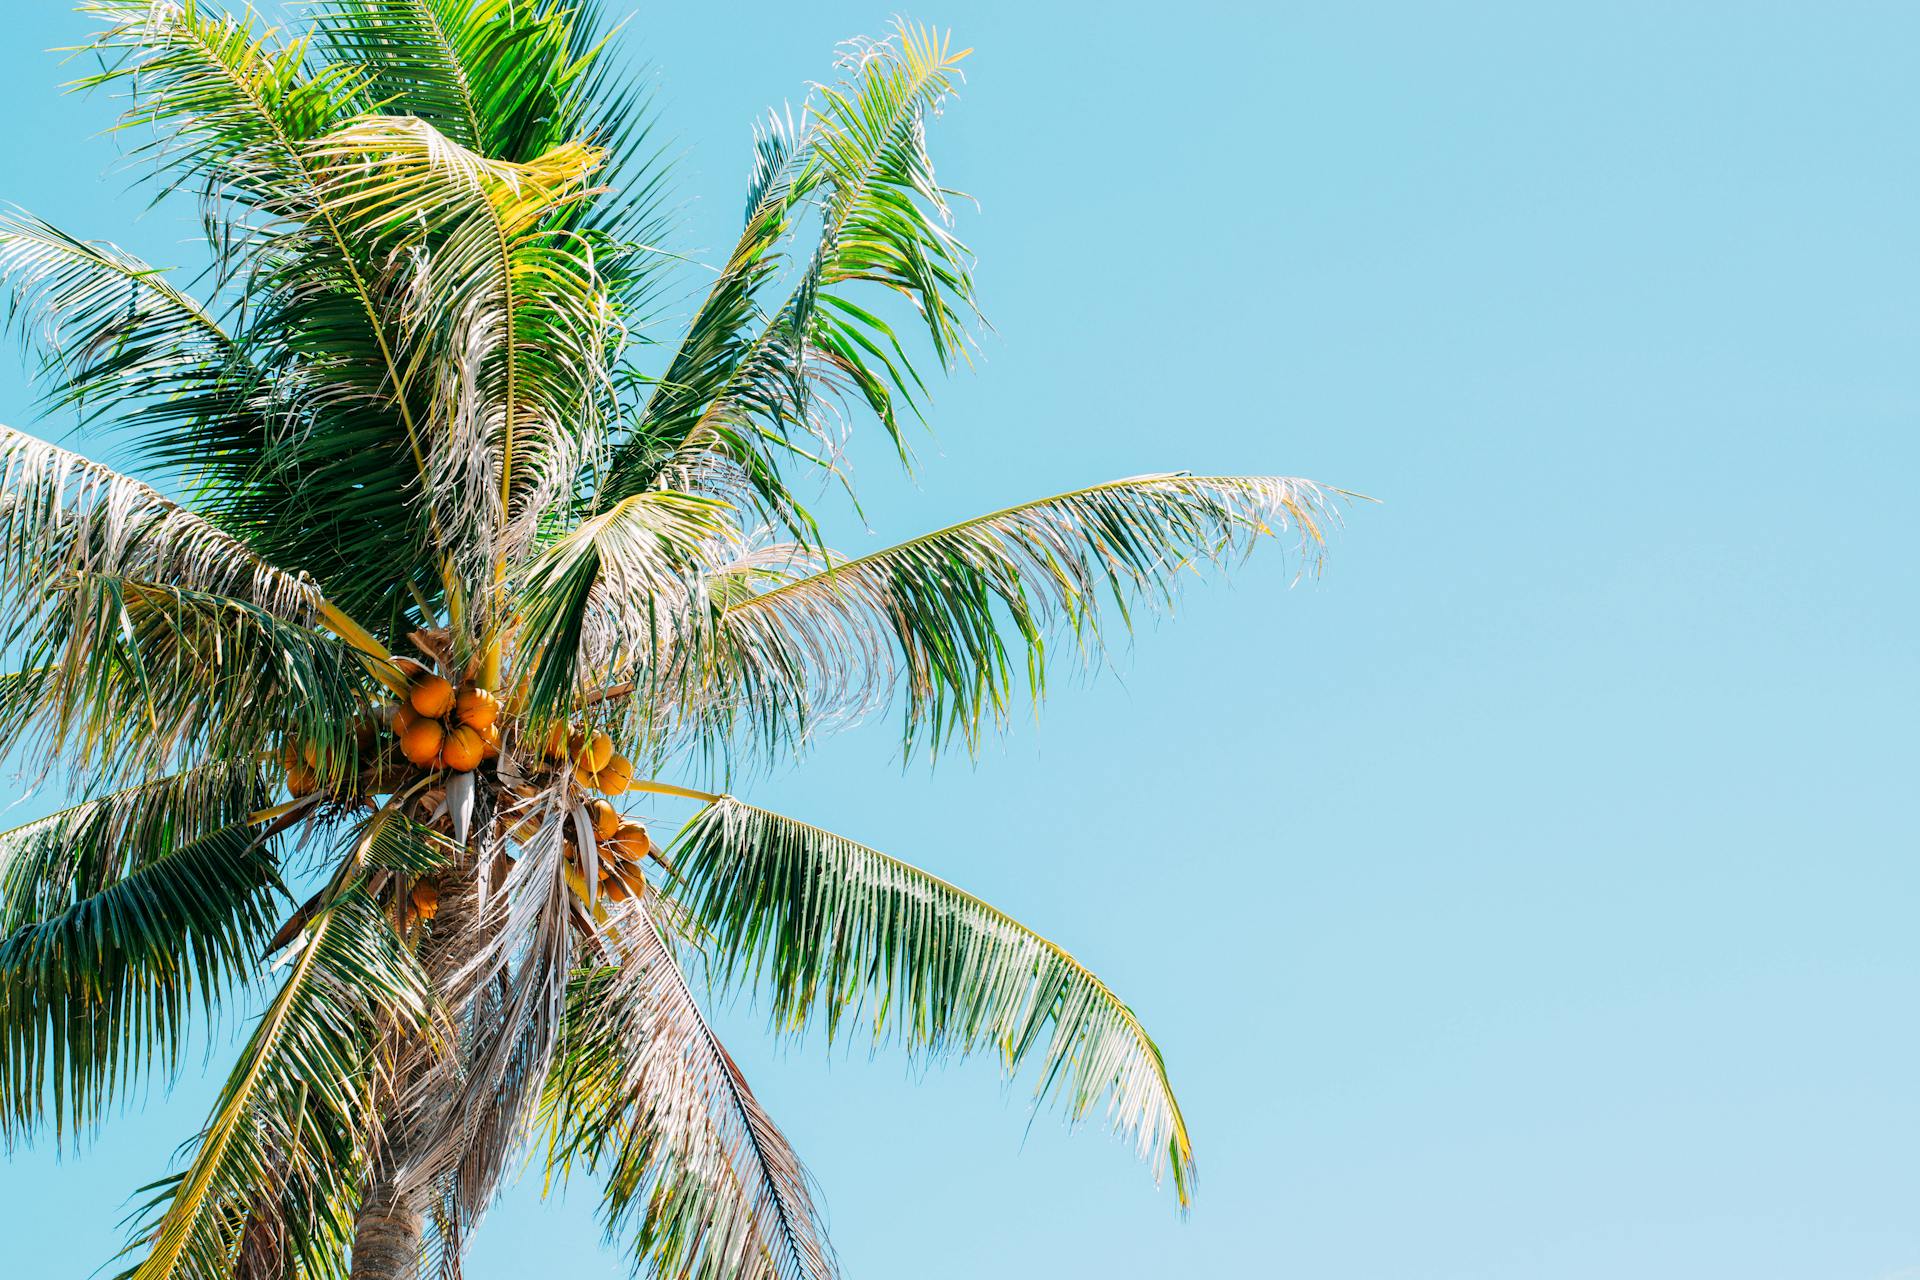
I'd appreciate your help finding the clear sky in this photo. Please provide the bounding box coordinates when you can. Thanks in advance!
[1,3,1916,1278]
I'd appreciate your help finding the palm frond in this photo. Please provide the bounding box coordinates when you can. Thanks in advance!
[76,2,368,209]
[75,2,446,631]
[121,886,430,1280]
[313,0,677,310]
[543,889,835,1280]
[0,760,272,936]
[510,490,738,732]
[601,107,810,523]
[0,426,319,621]
[801,22,977,413]
[0,574,370,782]
[670,797,1196,1206]
[691,473,1346,757]
[0,761,279,1143]
[303,112,615,620]
[0,209,243,429]
[311,0,492,150]
[606,22,975,530]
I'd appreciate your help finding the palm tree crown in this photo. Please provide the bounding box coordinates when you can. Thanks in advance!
[0,5,1350,1279]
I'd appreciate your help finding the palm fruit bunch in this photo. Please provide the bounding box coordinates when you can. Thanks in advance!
[576,799,654,903]
[279,717,379,798]
[279,737,323,797]
[390,661,501,774]
[540,721,634,797]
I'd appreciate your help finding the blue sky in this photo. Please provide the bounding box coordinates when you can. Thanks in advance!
[1,3,1917,1278]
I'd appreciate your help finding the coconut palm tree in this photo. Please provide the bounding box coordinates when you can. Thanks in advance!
[0,4,1350,1279]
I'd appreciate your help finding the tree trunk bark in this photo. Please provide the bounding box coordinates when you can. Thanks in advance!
[350,1179,422,1280]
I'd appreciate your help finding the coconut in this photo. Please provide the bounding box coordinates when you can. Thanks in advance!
[579,730,614,774]
[400,718,445,767]
[409,674,456,718]
[542,722,571,759]
[442,724,485,772]
[454,686,499,731]
[392,703,419,736]
[597,753,633,796]
[586,798,620,841]
[411,880,439,921]
[286,763,319,796]
[610,821,649,863]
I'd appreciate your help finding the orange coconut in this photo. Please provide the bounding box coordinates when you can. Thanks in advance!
[578,730,614,774]
[609,821,649,863]
[400,718,445,767]
[586,798,621,841]
[409,674,456,718]
[442,724,486,772]
[411,880,439,921]
[454,686,498,731]
[596,753,633,796]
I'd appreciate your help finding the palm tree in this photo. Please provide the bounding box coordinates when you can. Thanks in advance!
[0,5,1351,1279]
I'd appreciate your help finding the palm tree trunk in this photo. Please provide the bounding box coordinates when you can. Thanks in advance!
[350,1178,421,1280]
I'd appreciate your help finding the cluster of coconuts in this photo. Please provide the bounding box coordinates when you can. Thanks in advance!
[540,723,635,797]
[279,720,379,797]
[578,796,654,903]
[393,670,501,772]
[276,656,662,912]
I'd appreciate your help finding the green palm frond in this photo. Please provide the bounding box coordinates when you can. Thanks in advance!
[311,0,493,150]
[0,761,271,936]
[607,22,975,529]
[0,210,242,429]
[801,22,977,407]
[690,473,1347,757]
[75,2,443,630]
[2,575,370,782]
[312,0,677,314]
[511,490,739,731]
[669,797,1196,1207]
[77,2,368,209]
[303,114,614,602]
[121,886,430,1280]
[0,426,319,621]
[0,762,278,1142]
[544,890,834,1280]
[312,0,587,161]
[597,105,811,530]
